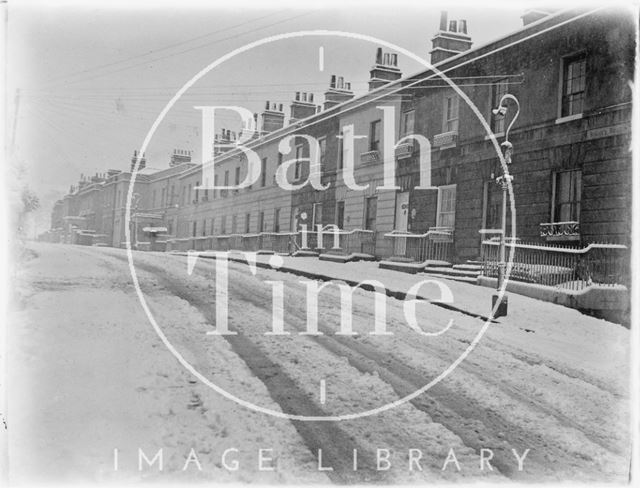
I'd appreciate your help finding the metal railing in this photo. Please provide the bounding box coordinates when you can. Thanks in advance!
[165,228,377,258]
[294,227,376,256]
[384,228,453,263]
[480,240,629,290]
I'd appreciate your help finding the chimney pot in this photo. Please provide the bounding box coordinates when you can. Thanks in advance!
[449,20,457,32]
[459,19,468,34]
[439,11,448,30]
[375,47,383,64]
[330,75,336,88]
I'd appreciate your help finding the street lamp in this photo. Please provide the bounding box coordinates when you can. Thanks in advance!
[131,192,140,250]
[491,94,520,318]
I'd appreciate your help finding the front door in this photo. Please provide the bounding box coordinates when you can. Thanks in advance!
[394,191,410,255]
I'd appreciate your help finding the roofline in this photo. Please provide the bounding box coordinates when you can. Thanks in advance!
[178,6,602,179]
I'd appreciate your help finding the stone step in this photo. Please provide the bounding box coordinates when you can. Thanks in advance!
[453,263,483,271]
[424,266,481,278]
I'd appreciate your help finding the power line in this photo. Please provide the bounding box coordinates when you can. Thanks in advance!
[42,11,312,89]
[41,10,285,86]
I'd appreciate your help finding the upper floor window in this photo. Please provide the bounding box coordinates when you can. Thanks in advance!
[261,157,267,187]
[561,53,586,117]
[234,167,241,187]
[369,119,381,152]
[318,137,327,165]
[195,181,199,202]
[401,110,415,136]
[444,95,459,133]
[491,79,509,134]
[294,144,303,180]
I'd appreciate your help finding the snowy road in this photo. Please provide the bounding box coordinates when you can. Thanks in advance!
[8,243,631,484]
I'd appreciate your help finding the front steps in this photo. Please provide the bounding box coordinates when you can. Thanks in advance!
[380,258,484,282]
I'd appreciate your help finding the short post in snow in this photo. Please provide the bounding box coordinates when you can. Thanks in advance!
[491,94,520,319]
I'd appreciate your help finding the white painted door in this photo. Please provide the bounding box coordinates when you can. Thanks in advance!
[394,191,410,255]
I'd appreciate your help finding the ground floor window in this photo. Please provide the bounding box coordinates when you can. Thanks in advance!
[436,184,456,228]
[312,203,323,229]
[364,196,377,231]
[552,169,582,222]
[274,208,280,232]
[335,201,345,229]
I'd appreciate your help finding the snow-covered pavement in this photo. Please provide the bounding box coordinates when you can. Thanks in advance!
[7,243,631,484]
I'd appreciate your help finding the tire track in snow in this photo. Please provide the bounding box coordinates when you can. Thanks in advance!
[108,252,389,485]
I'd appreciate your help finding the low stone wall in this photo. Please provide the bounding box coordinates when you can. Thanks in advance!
[477,276,630,325]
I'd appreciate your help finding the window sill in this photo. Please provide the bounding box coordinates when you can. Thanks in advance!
[555,113,583,124]
[483,132,505,141]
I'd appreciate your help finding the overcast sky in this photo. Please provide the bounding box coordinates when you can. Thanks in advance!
[8,0,540,231]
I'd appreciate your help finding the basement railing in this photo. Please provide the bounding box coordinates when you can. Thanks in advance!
[384,227,453,263]
[480,240,628,291]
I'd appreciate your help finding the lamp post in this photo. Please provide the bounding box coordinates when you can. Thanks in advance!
[491,94,520,318]
[131,192,140,250]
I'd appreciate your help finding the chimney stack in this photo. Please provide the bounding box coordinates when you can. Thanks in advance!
[170,149,192,167]
[521,9,555,26]
[323,75,355,110]
[261,101,285,133]
[368,48,402,91]
[130,150,146,172]
[289,91,318,123]
[429,11,472,64]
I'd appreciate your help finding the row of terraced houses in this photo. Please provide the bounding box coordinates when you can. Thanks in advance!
[44,8,633,292]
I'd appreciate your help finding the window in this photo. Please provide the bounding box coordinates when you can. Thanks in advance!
[231,215,237,234]
[444,95,459,133]
[195,181,200,202]
[167,219,173,236]
[369,119,381,152]
[221,215,227,235]
[180,186,185,205]
[335,201,345,229]
[294,145,303,180]
[364,197,377,230]
[245,213,251,233]
[491,79,509,133]
[202,219,206,236]
[187,184,192,204]
[312,203,323,228]
[436,184,457,228]
[204,178,209,200]
[223,170,229,197]
[211,217,215,235]
[561,53,586,118]
[274,208,280,232]
[261,157,267,187]
[318,137,327,165]
[401,110,415,136]
[170,185,175,205]
[234,167,241,190]
[192,221,197,237]
[552,170,581,222]
[152,190,156,208]
[213,175,218,198]
[258,211,265,233]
